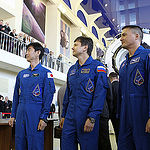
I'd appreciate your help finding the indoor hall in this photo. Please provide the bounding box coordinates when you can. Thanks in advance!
[0,0,150,150]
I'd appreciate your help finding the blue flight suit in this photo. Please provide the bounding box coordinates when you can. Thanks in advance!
[118,46,150,150]
[11,63,55,150]
[61,56,108,150]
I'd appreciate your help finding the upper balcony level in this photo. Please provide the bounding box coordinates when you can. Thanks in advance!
[0,31,72,84]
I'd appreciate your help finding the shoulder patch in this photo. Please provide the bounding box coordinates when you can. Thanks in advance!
[97,66,106,73]
[47,72,53,78]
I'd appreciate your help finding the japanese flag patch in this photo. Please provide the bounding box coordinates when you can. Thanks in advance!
[97,66,106,73]
[47,72,53,78]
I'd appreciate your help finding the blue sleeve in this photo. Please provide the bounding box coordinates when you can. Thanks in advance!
[87,65,108,119]
[61,77,69,118]
[40,71,55,119]
[11,73,20,118]
[146,53,150,117]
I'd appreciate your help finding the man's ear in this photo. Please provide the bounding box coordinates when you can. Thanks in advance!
[83,45,88,53]
[36,50,41,56]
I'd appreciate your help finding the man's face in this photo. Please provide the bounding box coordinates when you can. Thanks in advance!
[0,20,3,25]
[72,41,86,58]
[26,46,39,62]
[120,28,137,50]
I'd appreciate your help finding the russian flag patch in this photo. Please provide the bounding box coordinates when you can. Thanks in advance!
[97,66,106,73]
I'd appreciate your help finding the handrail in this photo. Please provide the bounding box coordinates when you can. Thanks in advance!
[0,31,72,74]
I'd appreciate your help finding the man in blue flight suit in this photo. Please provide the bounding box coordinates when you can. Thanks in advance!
[60,36,108,150]
[118,25,150,150]
[8,42,55,150]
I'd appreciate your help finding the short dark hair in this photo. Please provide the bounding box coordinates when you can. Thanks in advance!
[122,25,143,42]
[74,36,93,56]
[27,42,44,60]
[109,72,118,78]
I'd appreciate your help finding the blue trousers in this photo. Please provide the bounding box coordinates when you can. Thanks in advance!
[61,117,99,150]
[15,103,44,150]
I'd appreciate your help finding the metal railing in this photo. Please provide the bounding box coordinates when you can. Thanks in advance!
[0,31,72,74]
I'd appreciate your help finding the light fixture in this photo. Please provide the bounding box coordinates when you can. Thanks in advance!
[112,18,115,22]
[58,4,66,14]
[80,27,86,34]
[105,4,108,7]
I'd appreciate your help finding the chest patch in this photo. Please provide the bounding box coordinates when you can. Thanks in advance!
[81,68,90,73]
[130,57,140,64]
[23,74,30,78]
[134,69,144,86]
[32,84,40,96]
[86,79,94,93]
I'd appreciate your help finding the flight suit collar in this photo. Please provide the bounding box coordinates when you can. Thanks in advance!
[125,46,144,59]
[28,63,41,71]
[76,56,93,67]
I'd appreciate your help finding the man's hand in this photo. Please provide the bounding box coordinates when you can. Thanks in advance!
[84,118,95,132]
[60,118,65,128]
[8,118,15,127]
[38,120,47,131]
[145,118,150,133]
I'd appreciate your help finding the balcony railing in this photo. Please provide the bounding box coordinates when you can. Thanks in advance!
[0,31,72,74]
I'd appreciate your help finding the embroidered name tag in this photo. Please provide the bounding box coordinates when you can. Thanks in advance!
[134,69,144,86]
[32,84,40,96]
[86,79,94,93]
[130,57,140,64]
[81,68,90,73]
[23,74,29,78]
[70,69,76,76]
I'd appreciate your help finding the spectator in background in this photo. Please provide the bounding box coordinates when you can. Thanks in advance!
[56,54,63,72]
[42,44,49,67]
[9,29,17,53]
[0,20,3,30]
[109,72,120,144]
[49,103,55,118]
[3,22,11,34]
[48,51,54,69]
[31,38,34,43]
[26,35,31,45]
[0,95,4,113]
[3,96,12,118]
[57,83,67,120]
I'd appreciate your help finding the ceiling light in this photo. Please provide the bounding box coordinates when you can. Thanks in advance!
[105,4,108,7]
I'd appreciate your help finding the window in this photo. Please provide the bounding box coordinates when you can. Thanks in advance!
[121,14,125,27]
[128,2,135,9]
[119,4,124,11]
[129,13,136,25]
